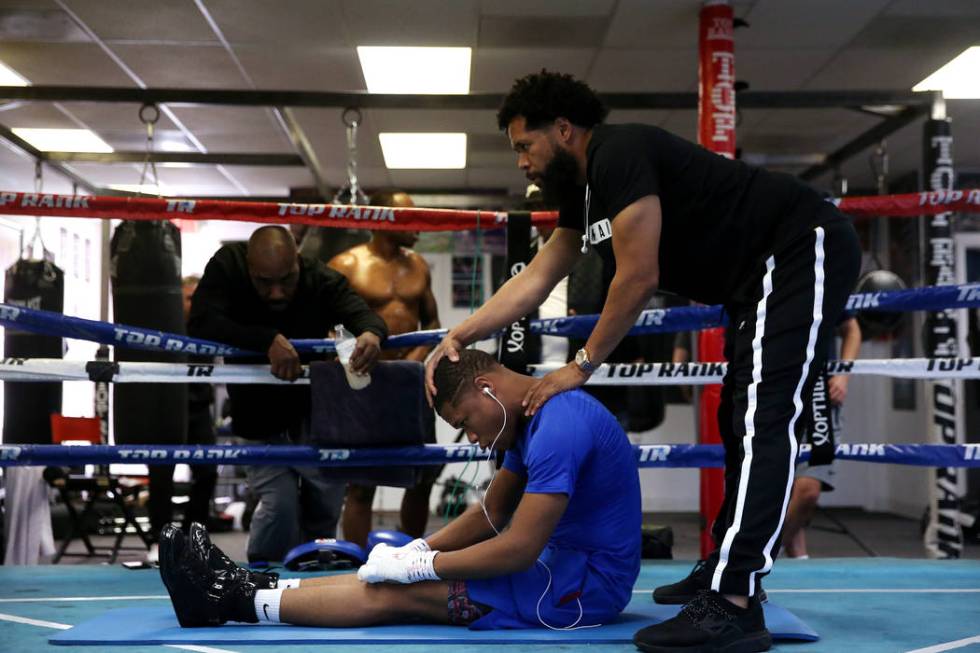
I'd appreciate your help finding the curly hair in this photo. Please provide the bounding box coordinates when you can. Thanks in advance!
[497,69,608,132]
[432,349,499,413]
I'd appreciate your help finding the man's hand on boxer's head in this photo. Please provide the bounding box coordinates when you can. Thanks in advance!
[267,333,302,381]
[349,331,382,374]
[424,333,464,405]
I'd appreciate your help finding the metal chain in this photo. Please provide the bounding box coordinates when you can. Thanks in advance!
[138,103,162,197]
[25,161,47,260]
[333,107,369,205]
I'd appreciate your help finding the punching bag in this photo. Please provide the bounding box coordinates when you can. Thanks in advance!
[855,270,907,339]
[3,260,64,444]
[111,221,187,445]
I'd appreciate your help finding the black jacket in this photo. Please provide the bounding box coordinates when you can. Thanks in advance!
[189,242,387,439]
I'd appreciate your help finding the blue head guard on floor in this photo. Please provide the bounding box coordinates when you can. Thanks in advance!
[282,538,367,572]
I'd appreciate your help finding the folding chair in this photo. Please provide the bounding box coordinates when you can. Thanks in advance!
[46,415,152,563]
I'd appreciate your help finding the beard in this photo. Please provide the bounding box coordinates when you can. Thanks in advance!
[538,147,581,207]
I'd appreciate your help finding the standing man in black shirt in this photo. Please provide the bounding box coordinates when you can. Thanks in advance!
[190,225,387,562]
[425,71,860,652]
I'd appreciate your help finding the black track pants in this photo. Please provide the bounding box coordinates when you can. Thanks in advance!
[708,217,861,596]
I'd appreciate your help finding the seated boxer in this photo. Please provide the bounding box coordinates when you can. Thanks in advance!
[158,349,641,630]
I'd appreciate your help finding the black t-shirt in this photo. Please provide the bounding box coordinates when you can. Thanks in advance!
[557,123,846,306]
[188,243,387,439]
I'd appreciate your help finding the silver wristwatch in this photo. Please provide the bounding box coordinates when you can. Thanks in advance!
[574,347,596,374]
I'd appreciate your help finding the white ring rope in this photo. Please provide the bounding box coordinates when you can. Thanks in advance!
[1,357,979,385]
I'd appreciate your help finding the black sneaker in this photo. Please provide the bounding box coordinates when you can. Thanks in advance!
[159,523,260,627]
[188,522,279,590]
[634,590,772,653]
[653,561,767,604]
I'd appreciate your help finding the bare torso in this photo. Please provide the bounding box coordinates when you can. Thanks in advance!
[329,243,438,361]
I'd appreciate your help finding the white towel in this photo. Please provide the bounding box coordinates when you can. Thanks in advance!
[3,467,55,565]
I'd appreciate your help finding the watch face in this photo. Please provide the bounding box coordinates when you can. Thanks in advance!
[576,348,588,366]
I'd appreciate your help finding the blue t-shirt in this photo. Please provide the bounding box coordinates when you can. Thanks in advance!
[466,390,641,629]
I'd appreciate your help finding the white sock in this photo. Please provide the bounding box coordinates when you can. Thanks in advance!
[254,589,284,624]
[276,578,301,590]
[794,554,810,560]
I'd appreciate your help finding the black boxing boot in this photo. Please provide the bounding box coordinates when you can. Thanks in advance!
[159,523,260,627]
[188,522,279,590]
[157,524,187,605]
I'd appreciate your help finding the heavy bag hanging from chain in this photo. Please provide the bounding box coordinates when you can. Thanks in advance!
[3,259,64,444]
[111,221,187,445]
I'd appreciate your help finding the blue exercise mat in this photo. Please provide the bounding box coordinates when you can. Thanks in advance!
[50,600,817,645]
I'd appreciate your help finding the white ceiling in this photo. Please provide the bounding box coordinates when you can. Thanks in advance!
[0,0,977,200]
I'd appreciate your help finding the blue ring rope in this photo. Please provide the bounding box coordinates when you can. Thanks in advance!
[2,443,977,469]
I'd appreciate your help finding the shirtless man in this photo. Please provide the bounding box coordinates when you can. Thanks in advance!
[329,190,441,548]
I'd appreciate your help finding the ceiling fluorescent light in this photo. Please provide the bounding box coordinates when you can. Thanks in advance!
[379,133,466,169]
[12,128,113,153]
[913,46,980,99]
[357,47,470,94]
[0,61,29,86]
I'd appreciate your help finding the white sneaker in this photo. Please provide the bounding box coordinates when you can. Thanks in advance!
[145,542,159,564]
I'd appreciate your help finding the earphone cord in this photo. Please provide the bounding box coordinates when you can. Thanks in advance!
[479,388,506,537]
[479,388,600,631]
[580,184,591,254]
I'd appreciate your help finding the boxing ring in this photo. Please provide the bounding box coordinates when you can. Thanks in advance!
[0,187,978,652]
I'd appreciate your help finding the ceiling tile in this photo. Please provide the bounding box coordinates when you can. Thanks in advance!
[69,161,153,185]
[0,102,77,128]
[219,165,314,196]
[342,0,479,46]
[290,106,387,169]
[479,0,615,17]
[233,46,363,91]
[471,48,594,92]
[112,44,247,87]
[736,49,835,91]
[846,15,980,50]
[62,0,217,42]
[739,109,880,158]
[604,0,700,49]
[169,106,282,135]
[740,0,891,50]
[167,106,291,153]
[0,42,134,85]
[885,0,980,16]
[479,16,607,48]
[588,49,696,92]
[0,1,60,9]
[203,0,347,44]
[804,47,972,90]
[155,164,237,188]
[0,6,89,41]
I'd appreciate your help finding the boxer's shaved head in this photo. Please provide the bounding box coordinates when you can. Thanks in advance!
[247,226,300,311]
